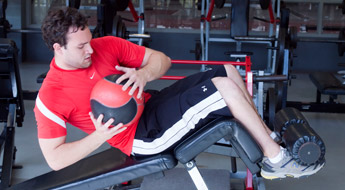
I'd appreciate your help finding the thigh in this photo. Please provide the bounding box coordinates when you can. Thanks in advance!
[135,76,232,145]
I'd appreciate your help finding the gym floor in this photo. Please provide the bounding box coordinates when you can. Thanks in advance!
[6,62,344,190]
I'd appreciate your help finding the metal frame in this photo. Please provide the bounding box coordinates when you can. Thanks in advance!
[0,104,16,189]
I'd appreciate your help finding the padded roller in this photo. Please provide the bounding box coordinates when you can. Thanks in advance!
[283,122,326,166]
[273,107,326,165]
[273,107,307,136]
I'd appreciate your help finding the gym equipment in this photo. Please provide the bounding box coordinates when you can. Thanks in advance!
[68,0,81,9]
[0,0,10,38]
[111,0,129,11]
[287,72,345,113]
[286,27,345,57]
[259,0,270,10]
[274,107,326,166]
[93,0,149,46]
[0,38,25,189]
[214,0,225,9]
[90,74,144,126]
[197,0,294,122]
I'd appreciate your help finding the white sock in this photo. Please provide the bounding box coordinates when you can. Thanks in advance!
[269,146,285,164]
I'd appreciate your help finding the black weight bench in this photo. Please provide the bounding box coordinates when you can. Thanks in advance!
[309,72,345,103]
[8,117,263,190]
[287,72,345,113]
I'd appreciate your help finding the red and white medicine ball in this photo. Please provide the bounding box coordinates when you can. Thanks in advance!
[90,74,144,127]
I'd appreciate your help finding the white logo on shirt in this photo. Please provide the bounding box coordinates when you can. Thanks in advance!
[90,72,95,79]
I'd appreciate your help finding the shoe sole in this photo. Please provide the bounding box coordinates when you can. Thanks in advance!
[260,163,325,180]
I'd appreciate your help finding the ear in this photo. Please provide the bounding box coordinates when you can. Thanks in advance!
[53,43,63,55]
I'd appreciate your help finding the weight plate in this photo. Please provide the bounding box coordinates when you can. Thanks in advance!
[215,0,226,9]
[265,88,276,130]
[112,15,121,37]
[110,0,129,11]
[260,0,270,10]
[289,26,298,49]
[69,0,81,9]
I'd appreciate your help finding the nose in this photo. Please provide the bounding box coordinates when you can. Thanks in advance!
[86,43,93,54]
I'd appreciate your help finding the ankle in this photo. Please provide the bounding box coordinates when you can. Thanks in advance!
[268,146,285,164]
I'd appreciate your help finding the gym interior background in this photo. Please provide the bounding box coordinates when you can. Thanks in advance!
[1,0,345,189]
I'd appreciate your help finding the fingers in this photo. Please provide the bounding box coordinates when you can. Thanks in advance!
[115,66,145,98]
[109,123,127,135]
[90,112,127,140]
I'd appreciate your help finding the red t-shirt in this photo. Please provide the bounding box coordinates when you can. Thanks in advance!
[34,36,148,155]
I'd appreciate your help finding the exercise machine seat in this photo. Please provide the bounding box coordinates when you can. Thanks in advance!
[309,72,345,95]
[175,117,263,174]
[8,149,177,190]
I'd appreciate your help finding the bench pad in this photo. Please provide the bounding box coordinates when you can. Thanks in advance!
[309,72,345,95]
[9,148,177,190]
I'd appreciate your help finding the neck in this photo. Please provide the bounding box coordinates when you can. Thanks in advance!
[54,55,74,70]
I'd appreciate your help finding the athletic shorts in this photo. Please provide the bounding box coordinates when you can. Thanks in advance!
[132,66,232,155]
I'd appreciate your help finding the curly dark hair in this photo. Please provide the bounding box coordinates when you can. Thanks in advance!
[41,7,88,51]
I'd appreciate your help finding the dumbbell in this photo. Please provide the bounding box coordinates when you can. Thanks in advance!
[274,107,326,166]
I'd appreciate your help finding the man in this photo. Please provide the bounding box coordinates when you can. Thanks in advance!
[35,7,323,179]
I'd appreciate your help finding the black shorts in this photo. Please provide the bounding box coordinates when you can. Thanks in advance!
[132,66,232,155]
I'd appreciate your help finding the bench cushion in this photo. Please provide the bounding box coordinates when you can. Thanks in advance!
[309,72,345,95]
[9,148,177,190]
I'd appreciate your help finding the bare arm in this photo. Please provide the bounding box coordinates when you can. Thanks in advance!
[116,47,171,98]
[39,113,126,171]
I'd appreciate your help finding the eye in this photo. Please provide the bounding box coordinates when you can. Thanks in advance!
[78,45,84,49]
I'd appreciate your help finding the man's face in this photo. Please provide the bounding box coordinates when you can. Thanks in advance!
[60,26,93,70]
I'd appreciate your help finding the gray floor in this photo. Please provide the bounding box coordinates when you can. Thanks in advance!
[5,63,345,189]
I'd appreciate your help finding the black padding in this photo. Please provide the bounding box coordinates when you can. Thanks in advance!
[274,107,306,136]
[309,72,345,95]
[274,108,326,165]
[174,117,263,174]
[230,0,249,37]
[9,148,177,190]
[283,123,326,165]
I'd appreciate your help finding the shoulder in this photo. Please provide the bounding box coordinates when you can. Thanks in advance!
[38,71,76,117]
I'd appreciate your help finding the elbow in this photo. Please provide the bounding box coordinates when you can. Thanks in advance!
[46,159,67,171]
[48,162,64,171]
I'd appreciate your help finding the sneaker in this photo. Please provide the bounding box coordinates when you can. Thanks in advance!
[261,149,325,179]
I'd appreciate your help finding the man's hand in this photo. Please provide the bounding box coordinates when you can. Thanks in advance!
[89,112,127,140]
[115,65,148,98]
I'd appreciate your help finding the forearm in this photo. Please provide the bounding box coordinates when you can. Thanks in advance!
[139,51,171,82]
[39,132,106,171]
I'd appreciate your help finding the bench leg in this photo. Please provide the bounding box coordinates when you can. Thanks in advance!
[184,160,208,190]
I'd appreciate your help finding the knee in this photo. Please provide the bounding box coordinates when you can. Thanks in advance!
[211,77,242,96]
[224,64,238,75]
